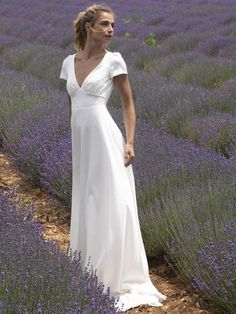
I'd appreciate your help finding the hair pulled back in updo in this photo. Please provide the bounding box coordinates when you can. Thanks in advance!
[73,3,115,52]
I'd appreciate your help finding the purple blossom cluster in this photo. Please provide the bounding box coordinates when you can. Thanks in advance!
[1,1,236,313]
[197,35,236,57]
[1,91,71,198]
[0,41,71,89]
[0,14,72,48]
[192,240,235,311]
[40,135,72,205]
[0,188,123,313]
[191,222,236,313]
[139,184,236,313]
[122,66,236,157]
[0,0,235,59]
[170,55,236,89]
[189,112,236,157]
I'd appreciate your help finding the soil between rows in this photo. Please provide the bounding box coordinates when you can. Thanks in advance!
[0,151,213,314]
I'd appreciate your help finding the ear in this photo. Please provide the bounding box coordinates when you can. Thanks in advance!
[85,22,90,30]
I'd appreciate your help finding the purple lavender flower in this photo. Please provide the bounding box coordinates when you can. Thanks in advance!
[0,189,122,313]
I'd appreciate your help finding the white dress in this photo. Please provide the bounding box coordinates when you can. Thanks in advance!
[59,50,167,312]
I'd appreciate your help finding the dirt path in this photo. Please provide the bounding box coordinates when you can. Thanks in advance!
[0,151,213,314]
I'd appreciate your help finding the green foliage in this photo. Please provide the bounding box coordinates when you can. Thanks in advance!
[124,32,134,38]
[145,32,160,47]
[172,59,236,89]
[122,18,132,24]
[207,126,236,158]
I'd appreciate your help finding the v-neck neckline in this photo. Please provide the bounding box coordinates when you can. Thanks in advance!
[73,51,109,89]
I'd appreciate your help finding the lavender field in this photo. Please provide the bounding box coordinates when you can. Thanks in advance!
[0,188,120,313]
[0,0,236,313]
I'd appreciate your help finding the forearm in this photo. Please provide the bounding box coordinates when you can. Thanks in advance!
[122,102,136,145]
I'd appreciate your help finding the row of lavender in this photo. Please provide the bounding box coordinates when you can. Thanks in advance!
[1,36,236,158]
[1,0,236,312]
[1,65,236,313]
[1,0,236,159]
[0,188,122,313]
[0,0,236,58]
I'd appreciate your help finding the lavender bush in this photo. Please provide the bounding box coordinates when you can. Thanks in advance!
[1,1,236,313]
[191,226,236,313]
[40,135,72,205]
[165,214,236,314]
[171,56,236,89]
[139,166,236,314]
[188,113,236,157]
[0,67,65,127]
[0,41,72,90]
[0,188,123,313]
[1,93,69,186]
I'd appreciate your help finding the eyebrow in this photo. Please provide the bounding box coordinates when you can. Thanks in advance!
[100,19,115,24]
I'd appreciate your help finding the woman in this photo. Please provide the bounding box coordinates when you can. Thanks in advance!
[59,3,167,312]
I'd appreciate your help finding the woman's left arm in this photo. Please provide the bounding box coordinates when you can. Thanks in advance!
[113,74,136,167]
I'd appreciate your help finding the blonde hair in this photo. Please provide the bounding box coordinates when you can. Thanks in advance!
[73,3,115,52]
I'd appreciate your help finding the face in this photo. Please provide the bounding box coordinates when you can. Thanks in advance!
[87,11,115,43]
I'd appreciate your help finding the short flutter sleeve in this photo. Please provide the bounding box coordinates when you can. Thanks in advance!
[110,52,128,78]
[59,55,70,81]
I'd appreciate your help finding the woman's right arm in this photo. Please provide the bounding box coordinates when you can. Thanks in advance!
[67,92,72,120]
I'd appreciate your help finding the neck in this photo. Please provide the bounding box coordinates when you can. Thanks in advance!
[81,41,107,58]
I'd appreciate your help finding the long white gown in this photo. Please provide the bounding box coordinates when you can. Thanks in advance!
[59,50,167,312]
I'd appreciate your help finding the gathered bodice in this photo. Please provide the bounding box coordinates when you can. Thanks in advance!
[59,51,128,111]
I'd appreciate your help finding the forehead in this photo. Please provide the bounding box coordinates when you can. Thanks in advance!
[96,11,114,22]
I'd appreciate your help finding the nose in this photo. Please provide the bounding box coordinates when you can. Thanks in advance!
[108,24,113,32]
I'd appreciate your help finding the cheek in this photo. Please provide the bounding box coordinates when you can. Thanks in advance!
[96,27,105,33]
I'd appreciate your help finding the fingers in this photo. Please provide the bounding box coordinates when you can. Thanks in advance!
[124,159,132,167]
[124,152,135,167]
[123,144,135,167]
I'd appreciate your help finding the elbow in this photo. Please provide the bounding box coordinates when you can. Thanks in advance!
[122,99,135,109]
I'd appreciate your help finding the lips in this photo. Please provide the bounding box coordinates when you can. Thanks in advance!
[105,35,112,39]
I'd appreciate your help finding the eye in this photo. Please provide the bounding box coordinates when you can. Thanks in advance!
[101,21,115,28]
[101,21,107,25]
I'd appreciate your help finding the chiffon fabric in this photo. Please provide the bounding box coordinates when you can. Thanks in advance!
[59,50,167,311]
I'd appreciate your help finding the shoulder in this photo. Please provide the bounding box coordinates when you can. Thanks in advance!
[60,54,74,80]
[107,51,127,65]
[62,54,74,64]
[107,51,125,60]
[60,54,74,71]
[107,51,128,78]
